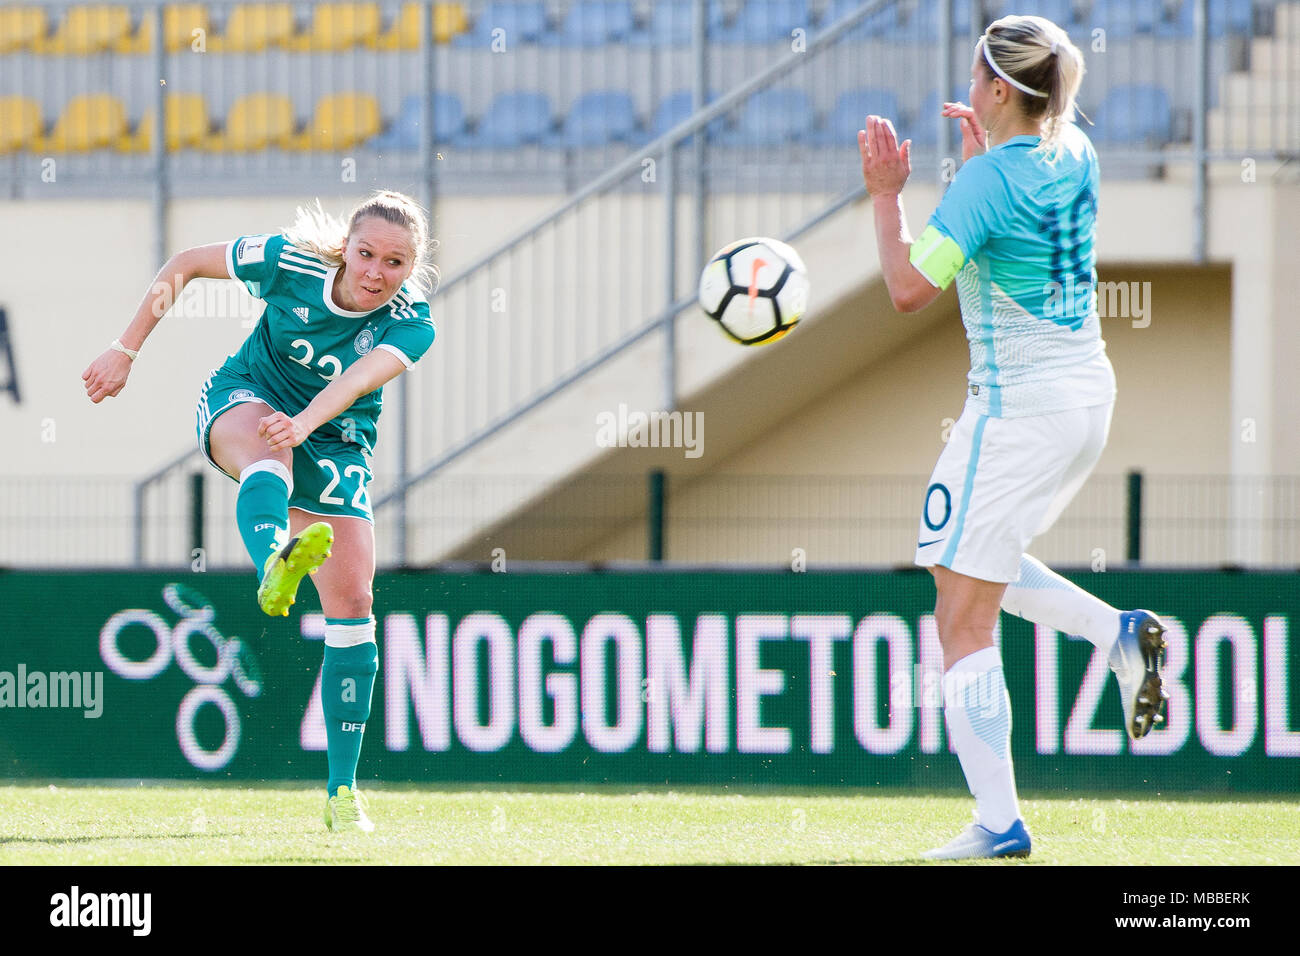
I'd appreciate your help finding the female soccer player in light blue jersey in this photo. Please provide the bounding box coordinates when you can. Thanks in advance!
[859,15,1168,860]
[83,190,437,834]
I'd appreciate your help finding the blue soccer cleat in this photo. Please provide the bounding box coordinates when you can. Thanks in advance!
[1110,610,1169,740]
[922,818,1033,860]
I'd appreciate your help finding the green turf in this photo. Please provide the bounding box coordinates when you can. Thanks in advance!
[1,783,1296,865]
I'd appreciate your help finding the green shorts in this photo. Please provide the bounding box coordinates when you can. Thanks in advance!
[196,366,374,522]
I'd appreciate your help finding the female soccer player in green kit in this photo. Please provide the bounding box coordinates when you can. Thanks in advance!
[83,190,437,833]
[859,15,1168,859]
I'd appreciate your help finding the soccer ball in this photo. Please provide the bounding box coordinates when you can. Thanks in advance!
[697,237,810,346]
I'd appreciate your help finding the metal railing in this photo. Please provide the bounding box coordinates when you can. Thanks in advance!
[6,472,1300,569]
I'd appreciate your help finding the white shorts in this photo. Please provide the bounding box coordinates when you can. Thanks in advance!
[914,400,1114,583]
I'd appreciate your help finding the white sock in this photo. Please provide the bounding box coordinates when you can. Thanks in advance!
[943,646,1020,834]
[1001,554,1121,653]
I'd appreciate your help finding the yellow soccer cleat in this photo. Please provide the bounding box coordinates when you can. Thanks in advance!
[256,521,333,617]
[324,785,374,833]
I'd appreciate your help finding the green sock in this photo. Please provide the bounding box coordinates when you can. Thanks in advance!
[321,622,378,798]
[235,461,291,580]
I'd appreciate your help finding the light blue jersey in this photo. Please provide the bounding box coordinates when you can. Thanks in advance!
[909,123,1115,418]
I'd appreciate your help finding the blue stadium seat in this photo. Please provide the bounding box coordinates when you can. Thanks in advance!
[1091,84,1172,144]
[369,92,467,149]
[1014,0,1079,30]
[1087,0,1163,38]
[544,90,640,147]
[714,0,811,44]
[452,1,549,46]
[909,88,972,146]
[460,91,555,147]
[822,0,905,39]
[810,87,902,145]
[1157,0,1253,37]
[715,88,815,146]
[910,0,974,38]
[541,1,635,46]
[627,0,725,46]
[643,89,727,144]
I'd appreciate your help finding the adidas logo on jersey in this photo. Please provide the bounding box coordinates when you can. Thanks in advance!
[293,307,310,323]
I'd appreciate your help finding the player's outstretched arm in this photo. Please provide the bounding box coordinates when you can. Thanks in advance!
[859,115,942,314]
[82,243,231,403]
[258,349,409,452]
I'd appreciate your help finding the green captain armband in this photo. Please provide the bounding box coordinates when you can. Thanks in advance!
[909,225,966,290]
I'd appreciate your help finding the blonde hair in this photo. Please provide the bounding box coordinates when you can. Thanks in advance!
[284,189,438,294]
[978,15,1086,158]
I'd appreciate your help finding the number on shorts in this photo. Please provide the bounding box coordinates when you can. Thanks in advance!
[344,465,370,511]
[317,458,344,505]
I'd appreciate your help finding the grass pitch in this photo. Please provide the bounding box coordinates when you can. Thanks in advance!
[1,783,1296,865]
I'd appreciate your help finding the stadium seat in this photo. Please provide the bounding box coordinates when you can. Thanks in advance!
[210,4,295,52]
[369,92,468,149]
[0,7,49,53]
[290,93,383,150]
[114,4,211,53]
[810,87,902,146]
[1091,84,1173,145]
[644,89,726,143]
[1013,0,1078,31]
[34,5,132,55]
[714,0,811,44]
[544,90,639,147]
[38,94,129,152]
[453,1,549,47]
[821,0,903,39]
[541,1,636,46]
[288,3,383,52]
[369,3,469,48]
[1157,0,1254,37]
[117,93,213,153]
[627,0,726,46]
[0,97,43,154]
[1087,0,1163,38]
[459,91,555,147]
[204,93,296,152]
[909,87,972,146]
[714,88,815,146]
[909,0,974,39]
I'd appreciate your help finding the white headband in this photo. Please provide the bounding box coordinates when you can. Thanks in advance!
[982,40,1049,98]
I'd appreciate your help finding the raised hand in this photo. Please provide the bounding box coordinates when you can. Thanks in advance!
[941,101,987,163]
[858,114,912,198]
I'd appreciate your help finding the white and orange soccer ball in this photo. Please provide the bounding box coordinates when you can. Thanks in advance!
[697,236,810,345]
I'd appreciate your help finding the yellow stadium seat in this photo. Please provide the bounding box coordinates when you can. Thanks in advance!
[116,4,213,54]
[0,7,49,53]
[0,97,44,154]
[369,3,468,49]
[204,93,296,152]
[209,4,295,52]
[38,95,129,153]
[35,6,132,55]
[117,93,213,153]
[288,3,382,52]
[289,93,382,151]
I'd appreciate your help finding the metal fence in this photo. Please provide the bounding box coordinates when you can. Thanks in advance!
[4,472,1299,569]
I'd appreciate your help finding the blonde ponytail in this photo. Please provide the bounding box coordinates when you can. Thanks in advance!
[981,15,1086,159]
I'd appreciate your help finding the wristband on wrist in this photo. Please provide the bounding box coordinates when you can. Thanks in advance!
[110,339,140,361]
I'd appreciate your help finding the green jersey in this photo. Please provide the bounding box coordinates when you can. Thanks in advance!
[223,233,435,453]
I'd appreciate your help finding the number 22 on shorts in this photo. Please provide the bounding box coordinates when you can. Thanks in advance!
[317,458,371,513]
